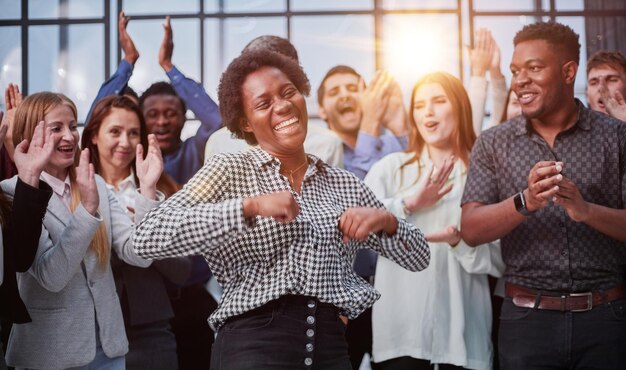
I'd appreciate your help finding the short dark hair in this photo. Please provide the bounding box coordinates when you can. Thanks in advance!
[513,21,580,64]
[122,85,139,101]
[316,65,362,106]
[138,81,186,113]
[586,50,626,75]
[242,35,299,61]
[218,50,311,145]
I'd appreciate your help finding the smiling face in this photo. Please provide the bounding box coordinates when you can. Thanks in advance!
[240,66,308,157]
[510,39,575,121]
[318,72,364,138]
[412,82,456,150]
[586,64,626,114]
[44,104,80,179]
[91,107,141,174]
[142,94,185,154]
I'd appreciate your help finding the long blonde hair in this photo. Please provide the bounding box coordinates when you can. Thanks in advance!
[401,72,476,178]
[13,92,109,269]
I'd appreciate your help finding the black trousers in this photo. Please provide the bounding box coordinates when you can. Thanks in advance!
[210,295,351,370]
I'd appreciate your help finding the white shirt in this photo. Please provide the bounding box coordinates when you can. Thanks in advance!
[204,125,344,168]
[104,171,137,213]
[364,151,504,370]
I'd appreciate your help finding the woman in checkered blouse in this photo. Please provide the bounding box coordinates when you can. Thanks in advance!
[133,50,431,370]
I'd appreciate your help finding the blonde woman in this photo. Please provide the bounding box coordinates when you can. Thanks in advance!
[365,72,504,370]
[2,92,163,370]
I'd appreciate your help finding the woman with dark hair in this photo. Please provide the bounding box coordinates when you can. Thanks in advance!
[3,92,163,370]
[133,50,430,370]
[364,72,504,370]
[81,95,186,370]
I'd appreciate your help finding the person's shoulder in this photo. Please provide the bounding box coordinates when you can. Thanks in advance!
[583,107,626,133]
[483,116,522,137]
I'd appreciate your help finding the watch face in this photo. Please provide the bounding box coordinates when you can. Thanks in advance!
[514,191,533,216]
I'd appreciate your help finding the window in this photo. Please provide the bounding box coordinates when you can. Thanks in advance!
[0,0,624,122]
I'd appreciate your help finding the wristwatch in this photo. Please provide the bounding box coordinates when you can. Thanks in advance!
[513,191,534,216]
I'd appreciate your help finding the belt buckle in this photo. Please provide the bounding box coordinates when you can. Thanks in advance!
[569,292,593,312]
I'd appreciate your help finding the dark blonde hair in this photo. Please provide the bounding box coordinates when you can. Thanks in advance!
[13,92,109,269]
[402,72,476,176]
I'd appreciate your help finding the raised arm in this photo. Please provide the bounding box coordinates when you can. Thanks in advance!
[159,16,221,160]
[8,121,55,271]
[85,11,138,121]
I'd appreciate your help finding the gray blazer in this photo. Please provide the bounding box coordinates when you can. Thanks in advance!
[1,175,159,370]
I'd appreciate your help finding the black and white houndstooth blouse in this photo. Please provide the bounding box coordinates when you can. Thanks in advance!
[134,147,430,330]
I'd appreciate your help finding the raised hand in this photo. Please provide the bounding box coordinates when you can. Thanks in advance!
[426,225,461,247]
[403,156,456,212]
[136,134,163,200]
[360,70,393,136]
[77,148,99,215]
[599,82,626,122]
[159,16,174,72]
[14,121,60,187]
[3,83,23,157]
[524,161,563,212]
[119,11,139,65]
[243,191,299,223]
[488,32,504,80]
[381,78,408,137]
[469,28,495,77]
[338,207,398,243]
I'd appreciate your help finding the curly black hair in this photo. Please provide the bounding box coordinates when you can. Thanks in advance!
[218,50,311,145]
[514,21,580,64]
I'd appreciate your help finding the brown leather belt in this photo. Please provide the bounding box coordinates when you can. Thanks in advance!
[505,282,626,312]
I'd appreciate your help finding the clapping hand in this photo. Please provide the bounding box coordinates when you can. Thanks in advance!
[469,28,495,77]
[552,176,590,222]
[14,120,60,187]
[403,156,456,213]
[360,70,392,136]
[159,16,174,72]
[77,148,99,215]
[136,134,163,200]
[3,83,23,157]
[599,81,626,122]
[381,78,408,137]
[119,11,139,65]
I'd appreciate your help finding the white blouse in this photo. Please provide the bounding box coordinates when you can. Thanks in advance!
[364,151,504,370]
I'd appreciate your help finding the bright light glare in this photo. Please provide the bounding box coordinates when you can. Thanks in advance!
[382,14,459,99]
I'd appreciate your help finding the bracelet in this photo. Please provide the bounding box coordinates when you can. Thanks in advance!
[401,199,411,216]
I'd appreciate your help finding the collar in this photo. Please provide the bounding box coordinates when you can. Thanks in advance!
[41,171,71,197]
[513,99,590,136]
[105,169,137,192]
[248,146,324,171]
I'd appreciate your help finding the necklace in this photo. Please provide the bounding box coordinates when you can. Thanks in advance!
[281,158,309,185]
